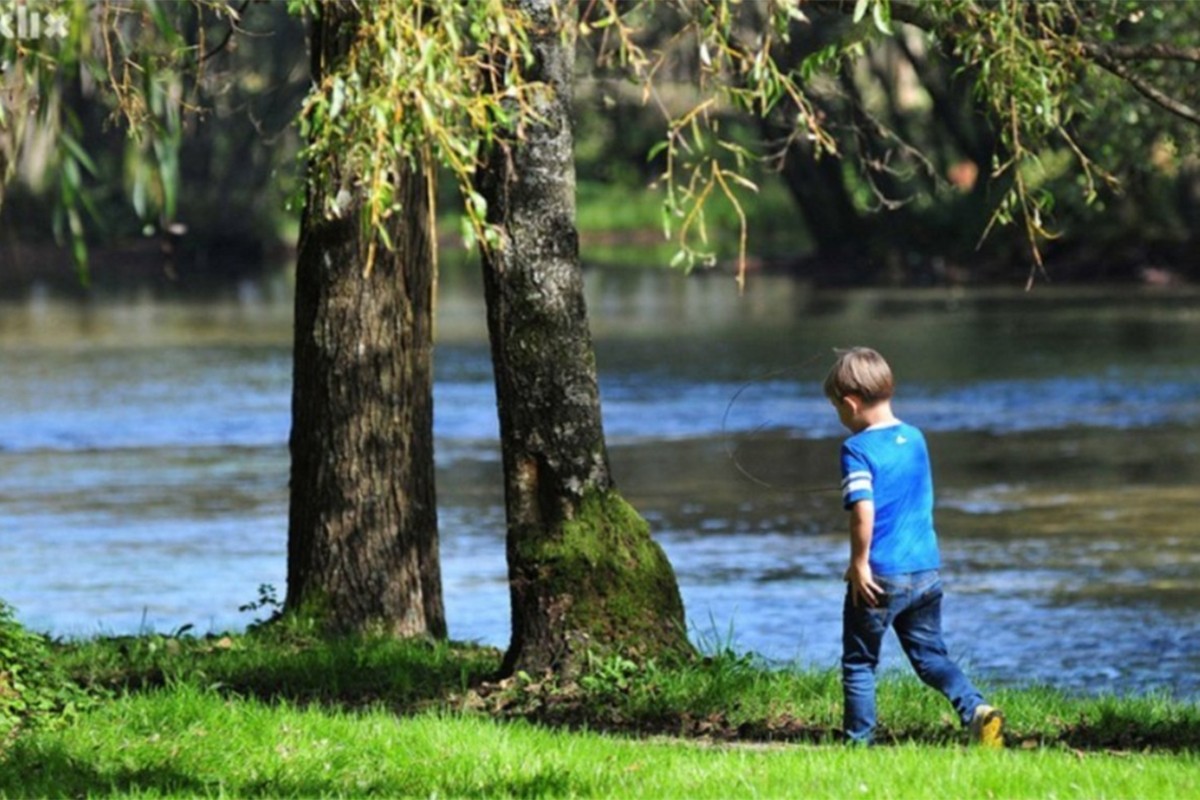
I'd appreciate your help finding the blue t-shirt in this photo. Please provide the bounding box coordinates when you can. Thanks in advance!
[839,420,941,576]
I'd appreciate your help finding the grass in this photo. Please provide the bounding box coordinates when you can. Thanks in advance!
[6,693,1198,799]
[2,629,1198,798]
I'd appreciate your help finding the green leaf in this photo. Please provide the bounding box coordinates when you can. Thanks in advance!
[131,165,148,220]
[724,172,759,193]
[71,227,89,280]
[153,138,180,221]
[330,77,346,121]
[60,133,98,177]
[460,215,479,250]
[873,1,892,35]
[286,0,318,16]
[376,218,394,252]
[853,0,870,24]
[466,189,488,221]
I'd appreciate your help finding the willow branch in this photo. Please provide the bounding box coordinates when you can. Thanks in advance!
[1089,52,1200,126]
[1084,42,1200,63]
[199,0,253,64]
[889,3,1200,64]
[884,2,1200,128]
[883,0,940,32]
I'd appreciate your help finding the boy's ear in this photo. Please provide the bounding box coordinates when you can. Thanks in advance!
[842,393,865,414]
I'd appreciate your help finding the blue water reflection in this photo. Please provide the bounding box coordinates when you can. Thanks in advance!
[2,274,1199,699]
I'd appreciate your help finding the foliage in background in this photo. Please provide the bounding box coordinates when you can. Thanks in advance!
[906,0,1200,284]
[286,0,1200,283]
[290,0,540,274]
[565,0,1200,285]
[3,0,1200,285]
[0,601,93,739]
[0,0,307,275]
[579,0,838,285]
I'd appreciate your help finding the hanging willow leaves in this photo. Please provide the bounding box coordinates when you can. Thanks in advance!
[1,0,249,275]
[293,0,538,274]
[5,1,1199,284]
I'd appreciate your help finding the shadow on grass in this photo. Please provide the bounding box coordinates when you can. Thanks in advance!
[214,639,500,712]
[66,630,504,714]
[1050,707,1200,753]
[0,743,210,798]
[0,740,592,799]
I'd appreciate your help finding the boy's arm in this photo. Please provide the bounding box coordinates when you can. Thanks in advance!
[845,500,883,607]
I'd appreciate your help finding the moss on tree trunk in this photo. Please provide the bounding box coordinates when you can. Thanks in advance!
[508,489,690,671]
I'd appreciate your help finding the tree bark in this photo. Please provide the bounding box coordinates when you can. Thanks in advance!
[478,0,690,676]
[285,1,445,637]
[751,10,872,265]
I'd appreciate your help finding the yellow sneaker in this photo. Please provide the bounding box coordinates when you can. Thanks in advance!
[969,704,1005,748]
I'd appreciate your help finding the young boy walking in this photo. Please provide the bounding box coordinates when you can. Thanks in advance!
[824,347,1003,746]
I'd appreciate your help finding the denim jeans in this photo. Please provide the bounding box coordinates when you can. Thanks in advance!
[842,569,984,744]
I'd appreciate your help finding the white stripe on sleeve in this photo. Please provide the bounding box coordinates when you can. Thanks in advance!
[841,470,871,489]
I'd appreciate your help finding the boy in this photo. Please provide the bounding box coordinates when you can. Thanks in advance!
[823,347,1003,747]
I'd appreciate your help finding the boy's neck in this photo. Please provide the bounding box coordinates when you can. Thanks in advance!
[852,399,897,433]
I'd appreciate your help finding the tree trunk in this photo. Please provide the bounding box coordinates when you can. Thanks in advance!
[285,1,445,637]
[768,114,869,253]
[478,0,690,676]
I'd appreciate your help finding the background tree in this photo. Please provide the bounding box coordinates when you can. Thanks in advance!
[903,0,1200,283]
[7,1,1200,289]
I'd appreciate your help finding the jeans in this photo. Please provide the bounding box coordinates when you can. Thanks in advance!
[842,569,984,744]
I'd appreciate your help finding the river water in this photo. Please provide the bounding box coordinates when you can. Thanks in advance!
[2,270,1198,699]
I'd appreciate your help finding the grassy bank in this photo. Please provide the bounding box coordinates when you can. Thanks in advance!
[2,629,1198,798]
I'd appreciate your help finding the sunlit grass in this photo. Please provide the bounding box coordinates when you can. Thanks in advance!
[3,687,1197,799]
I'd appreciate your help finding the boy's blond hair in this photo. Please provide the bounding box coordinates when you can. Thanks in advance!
[823,347,894,404]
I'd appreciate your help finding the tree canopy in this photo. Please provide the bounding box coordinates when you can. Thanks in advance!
[4,1,1199,286]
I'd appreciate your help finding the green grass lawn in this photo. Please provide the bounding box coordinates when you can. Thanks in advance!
[4,689,1197,799]
[2,631,1197,798]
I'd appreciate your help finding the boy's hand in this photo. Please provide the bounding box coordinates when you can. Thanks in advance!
[846,499,879,606]
[845,561,883,608]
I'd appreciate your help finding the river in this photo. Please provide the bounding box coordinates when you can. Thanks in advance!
[1,270,1198,699]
